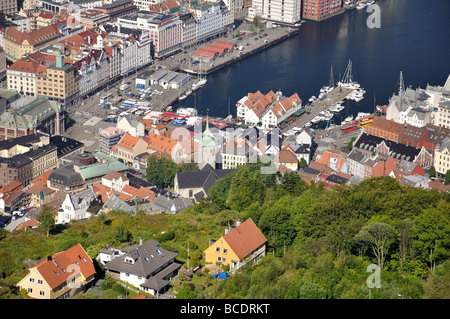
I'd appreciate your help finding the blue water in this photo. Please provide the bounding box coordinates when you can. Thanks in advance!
[172,0,450,122]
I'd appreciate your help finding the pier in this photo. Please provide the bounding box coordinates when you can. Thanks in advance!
[293,86,354,128]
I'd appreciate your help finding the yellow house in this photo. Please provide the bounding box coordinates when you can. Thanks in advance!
[17,244,96,299]
[204,218,267,273]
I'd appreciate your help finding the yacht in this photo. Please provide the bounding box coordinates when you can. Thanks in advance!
[311,115,324,124]
[333,104,345,112]
[309,96,317,102]
[356,112,370,120]
[342,115,354,124]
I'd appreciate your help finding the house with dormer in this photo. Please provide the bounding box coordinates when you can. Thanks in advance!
[102,238,181,297]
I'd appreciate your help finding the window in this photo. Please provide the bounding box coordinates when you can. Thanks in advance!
[38,280,43,284]
[223,249,227,254]
[39,291,45,296]
[215,247,220,253]
[29,278,35,283]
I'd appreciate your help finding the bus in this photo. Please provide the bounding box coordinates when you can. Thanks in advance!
[100,93,112,104]
[340,124,358,133]
[359,116,374,128]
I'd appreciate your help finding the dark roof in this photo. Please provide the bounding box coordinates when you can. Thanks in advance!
[0,154,32,168]
[50,136,85,158]
[175,164,234,194]
[0,133,45,151]
[104,239,178,278]
[48,167,84,186]
[355,133,421,161]
[326,174,349,185]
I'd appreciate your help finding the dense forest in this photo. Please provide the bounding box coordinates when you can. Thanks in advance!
[0,161,449,299]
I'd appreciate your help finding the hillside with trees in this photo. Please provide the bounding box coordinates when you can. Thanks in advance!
[0,161,449,299]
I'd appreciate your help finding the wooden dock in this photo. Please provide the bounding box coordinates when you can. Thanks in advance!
[294,87,354,128]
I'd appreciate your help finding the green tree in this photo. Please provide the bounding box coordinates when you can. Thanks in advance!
[412,208,450,273]
[180,162,199,172]
[428,166,436,178]
[37,204,56,237]
[348,136,356,150]
[445,170,450,185]
[146,155,179,188]
[299,157,308,168]
[113,224,132,243]
[354,222,396,269]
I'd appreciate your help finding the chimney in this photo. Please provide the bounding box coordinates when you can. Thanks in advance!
[139,237,143,246]
[236,219,241,227]
[47,256,52,261]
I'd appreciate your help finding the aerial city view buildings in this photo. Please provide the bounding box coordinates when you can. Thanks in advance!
[0,0,449,306]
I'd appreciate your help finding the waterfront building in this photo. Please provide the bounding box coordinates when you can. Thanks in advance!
[191,1,232,44]
[364,116,405,143]
[180,12,197,48]
[236,89,302,129]
[302,0,343,21]
[250,0,301,25]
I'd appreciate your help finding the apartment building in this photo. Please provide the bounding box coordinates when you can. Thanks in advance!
[302,0,343,21]
[250,0,301,25]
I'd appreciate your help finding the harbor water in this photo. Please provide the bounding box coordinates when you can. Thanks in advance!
[172,0,450,123]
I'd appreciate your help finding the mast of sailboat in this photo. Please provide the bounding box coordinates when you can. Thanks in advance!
[329,65,334,88]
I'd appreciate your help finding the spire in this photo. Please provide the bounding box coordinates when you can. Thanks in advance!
[398,71,405,97]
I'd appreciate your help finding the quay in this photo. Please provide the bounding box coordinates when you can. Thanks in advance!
[177,27,301,76]
[293,87,354,128]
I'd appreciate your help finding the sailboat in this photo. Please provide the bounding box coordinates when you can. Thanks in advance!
[192,58,207,90]
[338,60,360,89]
[320,65,335,94]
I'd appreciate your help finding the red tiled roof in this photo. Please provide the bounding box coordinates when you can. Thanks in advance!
[5,24,60,46]
[32,244,96,290]
[223,218,267,260]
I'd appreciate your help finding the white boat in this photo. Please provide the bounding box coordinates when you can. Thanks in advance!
[342,115,354,124]
[185,89,192,96]
[178,94,187,101]
[333,104,345,112]
[311,115,324,124]
[309,96,317,102]
[354,94,364,102]
[177,107,198,116]
[356,112,370,120]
